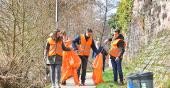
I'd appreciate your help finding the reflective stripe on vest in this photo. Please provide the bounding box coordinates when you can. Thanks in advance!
[47,38,63,56]
[109,39,122,57]
[78,34,92,56]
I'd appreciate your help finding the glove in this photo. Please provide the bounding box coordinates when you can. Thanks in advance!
[104,39,109,44]
[44,56,47,59]
[115,57,119,62]
[75,50,80,54]
[73,47,78,51]
[43,56,48,63]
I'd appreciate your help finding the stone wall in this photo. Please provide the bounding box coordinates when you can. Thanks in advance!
[127,0,170,59]
[126,0,170,87]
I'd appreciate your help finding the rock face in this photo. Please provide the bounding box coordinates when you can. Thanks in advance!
[127,0,170,58]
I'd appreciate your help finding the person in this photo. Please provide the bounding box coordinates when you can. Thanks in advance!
[106,29,126,85]
[60,30,81,86]
[104,29,124,43]
[72,28,98,85]
[44,30,71,88]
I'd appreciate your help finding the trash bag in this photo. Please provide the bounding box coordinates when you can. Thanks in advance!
[92,53,104,85]
[61,50,81,85]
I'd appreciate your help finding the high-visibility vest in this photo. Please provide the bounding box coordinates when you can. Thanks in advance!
[109,39,125,57]
[47,38,63,56]
[78,34,92,56]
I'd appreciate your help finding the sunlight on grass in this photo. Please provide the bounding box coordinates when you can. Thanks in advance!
[96,69,128,88]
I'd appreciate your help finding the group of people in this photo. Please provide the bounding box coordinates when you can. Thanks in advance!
[44,28,126,88]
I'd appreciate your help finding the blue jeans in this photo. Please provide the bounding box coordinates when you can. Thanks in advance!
[110,56,123,82]
[50,64,61,87]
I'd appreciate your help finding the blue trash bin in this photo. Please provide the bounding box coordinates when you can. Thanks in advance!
[127,72,153,88]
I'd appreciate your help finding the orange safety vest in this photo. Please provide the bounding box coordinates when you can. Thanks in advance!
[109,39,125,57]
[47,38,63,56]
[78,34,92,56]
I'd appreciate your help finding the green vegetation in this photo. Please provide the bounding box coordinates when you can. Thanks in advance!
[96,70,123,88]
[96,66,133,88]
[167,79,170,88]
[108,0,134,32]
[44,85,50,88]
[97,30,170,88]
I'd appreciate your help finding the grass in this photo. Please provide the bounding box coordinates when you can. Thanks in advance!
[166,79,170,88]
[96,70,119,88]
[44,83,51,88]
[96,67,131,88]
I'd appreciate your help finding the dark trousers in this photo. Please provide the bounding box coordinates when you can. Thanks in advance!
[77,56,88,83]
[110,56,123,82]
[103,55,106,72]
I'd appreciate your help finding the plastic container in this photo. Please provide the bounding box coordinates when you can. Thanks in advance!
[127,72,153,88]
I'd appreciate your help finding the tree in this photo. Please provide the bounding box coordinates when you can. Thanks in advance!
[0,0,55,87]
[108,0,133,32]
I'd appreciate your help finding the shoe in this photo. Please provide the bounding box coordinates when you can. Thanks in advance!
[113,80,118,83]
[120,81,124,85]
[61,81,66,85]
[80,82,85,86]
[75,83,80,86]
[57,83,61,88]
[80,83,85,86]
[51,86,56,88]
[75,84,80,88]
[75,82,80,86]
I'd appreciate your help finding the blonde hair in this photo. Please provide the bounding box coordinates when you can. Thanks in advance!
[61,30,66,36]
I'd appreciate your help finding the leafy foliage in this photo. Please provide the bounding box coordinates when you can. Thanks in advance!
[108,0,133,32]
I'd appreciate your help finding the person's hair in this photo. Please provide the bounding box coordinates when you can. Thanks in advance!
[61,30,66,36]
[51,29,61,42]
[117,34,124,40]
[86,28,93,33]
[114,29,120,34]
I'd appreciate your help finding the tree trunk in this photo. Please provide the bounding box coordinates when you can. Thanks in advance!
[99,0,108,47]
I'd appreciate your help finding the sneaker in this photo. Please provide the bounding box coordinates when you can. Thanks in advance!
[113,80,118,84]
[75,83,80,86]
[120,81,124,85]
[58,83,61,88]
[75,85,80,88]
[51,86,56,88]
[80,82,85,86]
[61,81,66,85]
